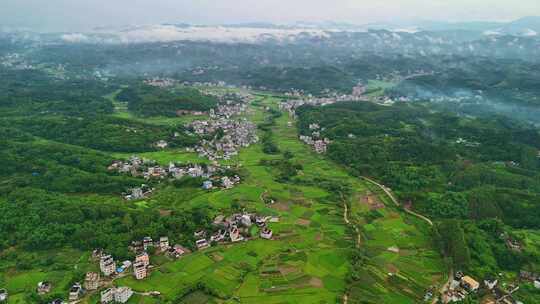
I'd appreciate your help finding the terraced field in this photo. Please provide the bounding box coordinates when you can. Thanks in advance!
[0,93,445,304]
[111,94,446,303]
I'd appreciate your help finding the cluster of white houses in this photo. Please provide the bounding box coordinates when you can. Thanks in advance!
[299,123,331,154]
[28,275,135,304]
[442,272,481,303]
[143,77,176,88]
[280,84,369,116]
[185,94,258,161]
[194,212,277,250]
[84,213,279,290]
[108,156,242,199]
[187,118,258,161]
[441,271,533,304]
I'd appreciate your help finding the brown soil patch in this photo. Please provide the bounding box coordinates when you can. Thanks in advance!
[296,219,311,226]
[387,264,399,274]
[273,232,298,241]
[271,202,290,211]
[279,265,298,275]
[360,193,385,210]
[159,209,172,216]
[387,212,401,219]
[309,277,324,288]
[210,253,224,262]
[399,249,417,256]
[292,198,312,207]
[431,274,443,284]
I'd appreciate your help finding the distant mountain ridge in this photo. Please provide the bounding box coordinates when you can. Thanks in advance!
[3,16,540,46]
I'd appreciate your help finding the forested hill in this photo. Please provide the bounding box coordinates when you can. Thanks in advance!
[117,84,218,117]
[0,68,215,262]
[297,101,540,277]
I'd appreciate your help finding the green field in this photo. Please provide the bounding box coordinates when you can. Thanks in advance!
[1,93,445,304]
[112,95,445,303]
[365,80,397,97]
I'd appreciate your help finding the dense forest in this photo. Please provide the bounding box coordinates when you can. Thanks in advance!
[0,68,217,263]
[296,101,540,276]
[117,84,218,117]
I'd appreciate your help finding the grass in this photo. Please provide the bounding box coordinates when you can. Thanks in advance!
[0,248,96,301]
[365,79,397,98]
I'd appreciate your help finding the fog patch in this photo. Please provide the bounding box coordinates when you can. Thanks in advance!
[61,33,90,43]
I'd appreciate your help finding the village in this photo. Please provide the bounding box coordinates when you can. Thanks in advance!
[108,155,242,200]
[185,94,259,161]
[432,269,540,304]
[7,211,278,304]
[298,123,331,154]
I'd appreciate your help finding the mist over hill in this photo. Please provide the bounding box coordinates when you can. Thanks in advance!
[2,17,540,125]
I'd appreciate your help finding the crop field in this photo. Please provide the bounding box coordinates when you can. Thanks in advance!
[0,93,444,304]
[348,189,445,302]
[0,249,97,302]
[114,96,354,303]
[111,95,445,303]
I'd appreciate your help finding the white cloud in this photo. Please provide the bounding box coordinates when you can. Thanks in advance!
[61,33,89,42]
[93,25,330,43]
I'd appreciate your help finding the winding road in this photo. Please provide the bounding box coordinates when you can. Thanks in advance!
[360,176,433,226]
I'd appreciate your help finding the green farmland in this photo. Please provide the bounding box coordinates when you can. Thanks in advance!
[0,93,445,304]
[110,95,445,303]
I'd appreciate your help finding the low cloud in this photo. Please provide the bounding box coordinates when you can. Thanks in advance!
[64,25,332,44]
[61,33,90,43]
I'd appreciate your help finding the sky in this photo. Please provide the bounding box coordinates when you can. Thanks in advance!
[2,0,540,32]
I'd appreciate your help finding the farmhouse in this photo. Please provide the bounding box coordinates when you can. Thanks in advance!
[222,176,234,189]
[461,276,480,292]
[0,289,7,302]
[68,283,83,301]
[194,230,206,238]
[155,140,169,149]
[114,287,134,303]
[124,184,153,201]
[159,237,170,251]
[84,272,100,291]
[37,281,52,294]
[202,180,213,190]
[101,288,114,303]
[133,261,148,280]
[99,255,116,276]
[229,226,244,242]
[211,229,227,242]
[196,239,210,250]
[143,236,153,251]
[136,252,150,267]
[168,244,189,259]
[260,227,273,239]
[484,279,498,290]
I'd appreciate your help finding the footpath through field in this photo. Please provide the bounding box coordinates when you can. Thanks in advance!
[360,176,433,226]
